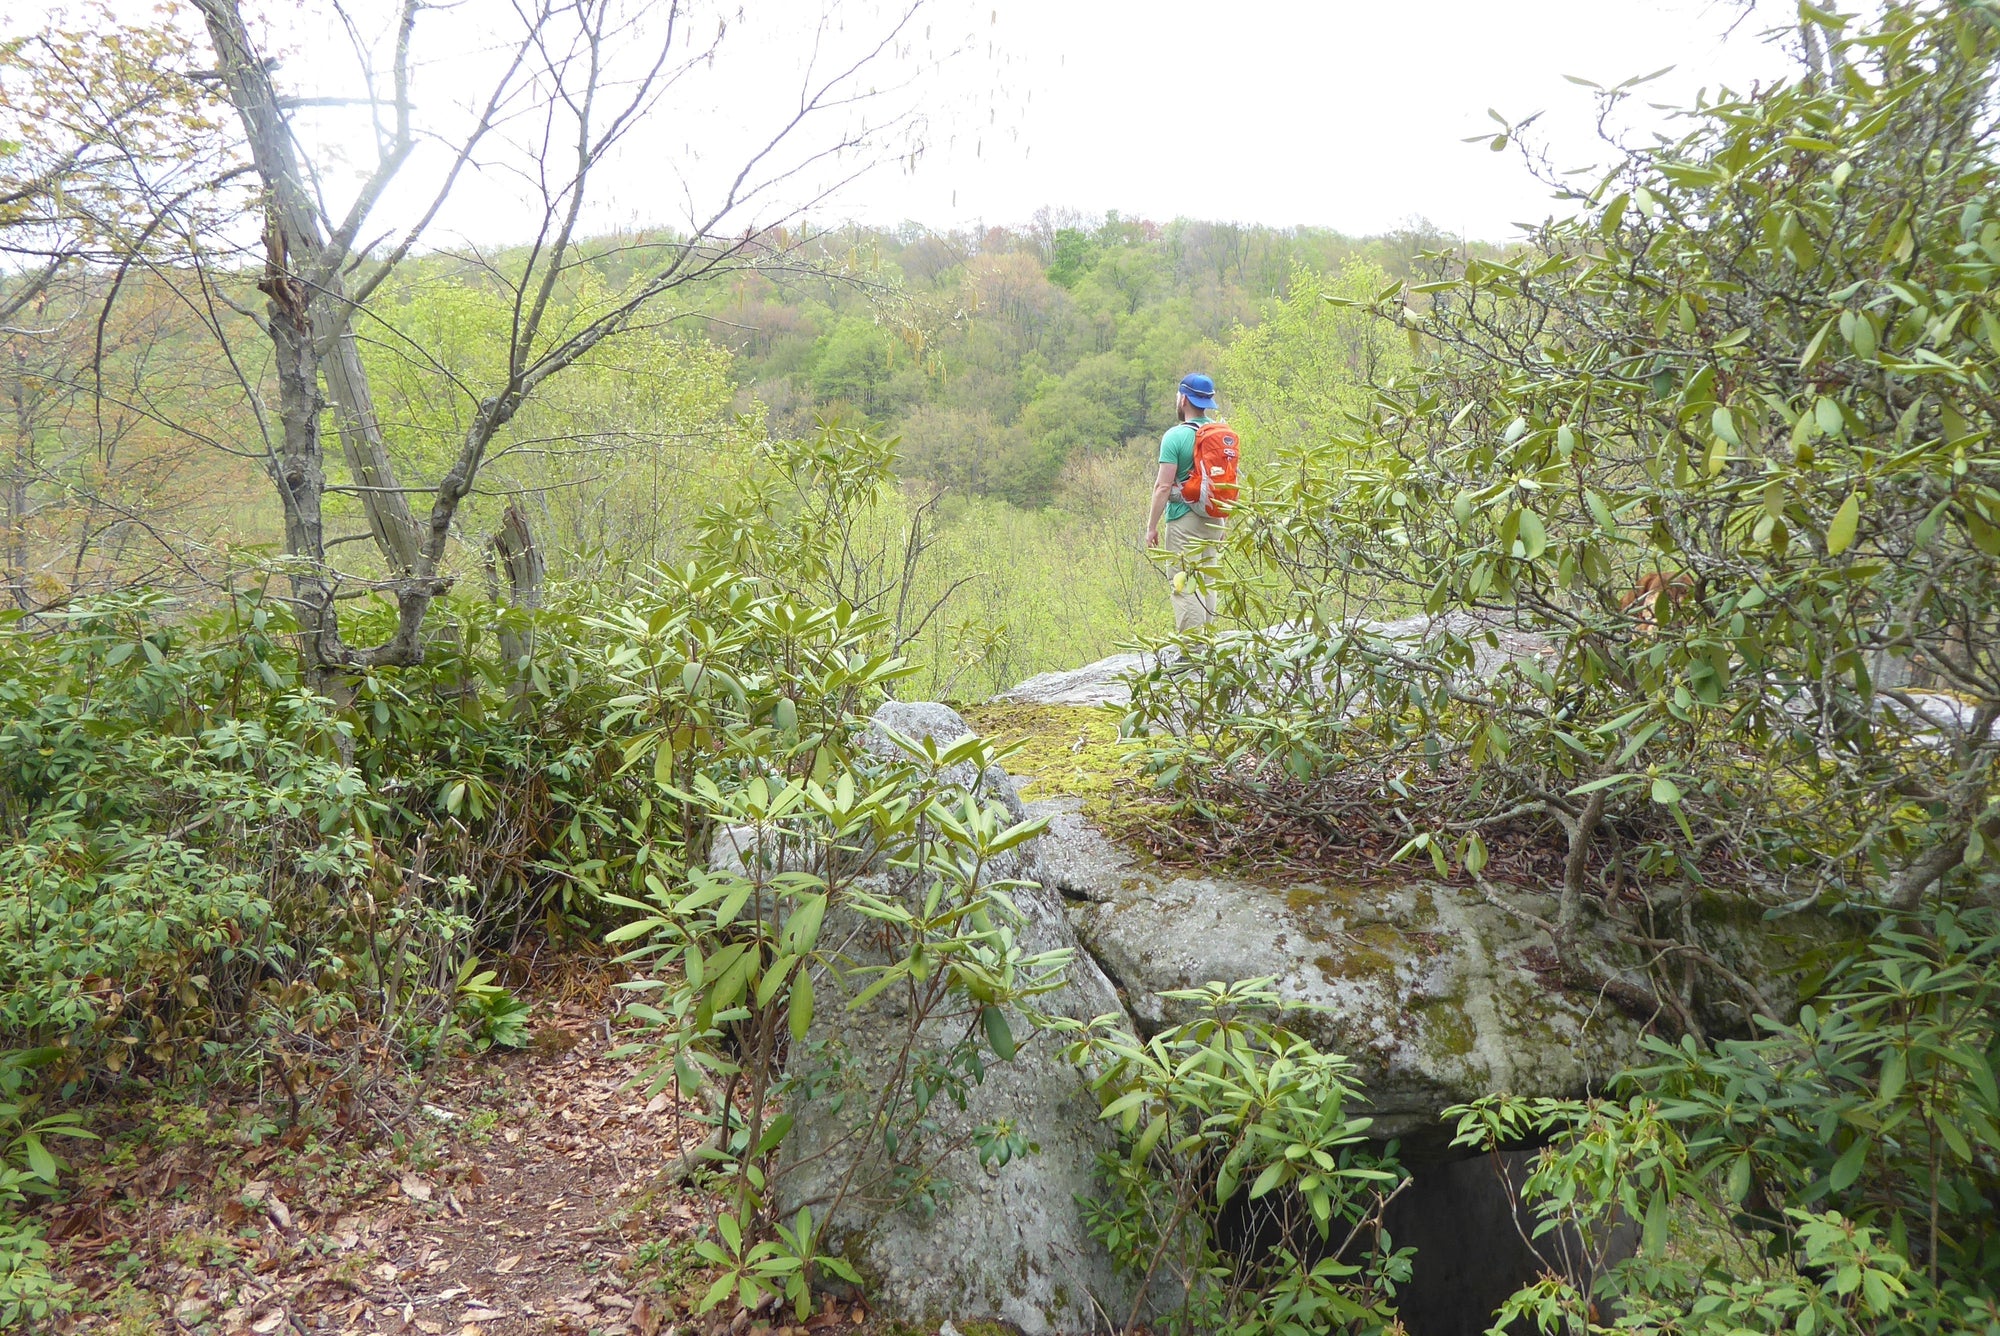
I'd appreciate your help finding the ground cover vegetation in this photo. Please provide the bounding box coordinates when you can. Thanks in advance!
[7,1,1997,1335]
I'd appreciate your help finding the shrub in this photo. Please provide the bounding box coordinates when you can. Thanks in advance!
[1131,0,2000,1019]
[1063,980,1410,1336]
[1448,904,2000,1335]
[597,571,1068,1315]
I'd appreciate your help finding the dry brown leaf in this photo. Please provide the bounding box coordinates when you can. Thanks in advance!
[250,1311,287,1334]
[400,1174,433,1202]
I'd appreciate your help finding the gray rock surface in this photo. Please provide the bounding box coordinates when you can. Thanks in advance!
[1023,798,1138,904]
[989,614,1555,711]
[866,700,1040,887]
[996,652,1152,708]
[1064,869,1647,1143]
[784,876,1136,1336]
[776,692,1790,1330]
[868,699,1033,825]
[768,702,1137,1336]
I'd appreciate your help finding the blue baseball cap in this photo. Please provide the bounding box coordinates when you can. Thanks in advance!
[1178,373,1217,409]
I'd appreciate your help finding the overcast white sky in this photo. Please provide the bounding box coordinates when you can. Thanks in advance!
[25,0,1813,244]
[864,0,1807,239]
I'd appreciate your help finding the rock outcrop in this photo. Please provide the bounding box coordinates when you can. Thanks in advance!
[770,702,1133,1336]
[995,612,1555,710]
[780,677,1804,1335]
[1045,795,1647,1144]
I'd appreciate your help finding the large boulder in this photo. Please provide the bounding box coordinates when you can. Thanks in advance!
[769,702,1137,1336]
[778,697,1815,1334]
[993,613,1555,712]
[1060,843,1650,1144]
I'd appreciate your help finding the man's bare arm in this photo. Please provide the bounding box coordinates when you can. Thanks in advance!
[1146,461,1177,547]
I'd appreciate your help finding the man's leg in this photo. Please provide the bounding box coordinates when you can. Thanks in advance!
[1164,511,1225,632]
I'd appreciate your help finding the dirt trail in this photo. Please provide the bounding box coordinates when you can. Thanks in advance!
[50,988,813,1336]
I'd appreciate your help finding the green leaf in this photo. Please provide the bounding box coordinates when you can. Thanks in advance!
[1586,490,1616,531]
[1799,317,1836,369]
[1515,509,1547,561]
[982,1006,1017,1061]
[1651,776,1682,805]
[1942,400,1972,445]
[1828,1136,1868,1192]
[1711,405,1741,446]
[1878,1048,1907,1101]
[22,1134,55,1184]
[789,970,815,1042]
[783,894,827,954]
[1134,1114,1168,1164]
[1727,1152,1754,1203]
[1641,1190,1668,1257]
[1827,492,1860,556]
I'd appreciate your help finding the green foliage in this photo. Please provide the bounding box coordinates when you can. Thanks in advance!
[1112,6,2000,1330]
[454,961,532,1051]
[1222,261,1407,461]
[1448,904,2000,1336]
[356,264,759,578]
[1046,227,1100,290]
[0,1048,95,1326]
[720,213,1475,509]
[1062,979,1410,1336]
[1132,0,2000,1004]
[0,583,694,1078]
[598,578,1067,1314]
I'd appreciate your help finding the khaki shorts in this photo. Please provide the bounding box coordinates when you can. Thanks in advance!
[1164,509,1225,632]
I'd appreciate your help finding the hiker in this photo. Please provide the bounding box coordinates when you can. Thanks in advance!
[1145,372,1239,631]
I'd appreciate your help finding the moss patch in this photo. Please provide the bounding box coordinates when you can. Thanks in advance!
[963,701,1168,843]
[1413,998,1480,1059]
[956,1321,1020,1336]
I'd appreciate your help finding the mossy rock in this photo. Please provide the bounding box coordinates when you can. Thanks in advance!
[961,701,1164,844]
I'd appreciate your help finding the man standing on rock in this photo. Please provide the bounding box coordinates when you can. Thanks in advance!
[1145,372,1239,632]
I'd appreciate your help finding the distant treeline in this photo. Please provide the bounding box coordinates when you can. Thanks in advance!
[695,212,1497,506]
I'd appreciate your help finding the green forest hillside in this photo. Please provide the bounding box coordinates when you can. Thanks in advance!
[7,208,1454,696]
[701,214,1458,502]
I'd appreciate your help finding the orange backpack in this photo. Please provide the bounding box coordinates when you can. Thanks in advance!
[1179,420,1240,519]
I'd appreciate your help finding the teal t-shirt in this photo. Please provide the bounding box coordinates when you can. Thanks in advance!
[1158,417,1213,521]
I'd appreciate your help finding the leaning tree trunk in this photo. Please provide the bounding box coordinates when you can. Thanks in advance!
[196,0,424,683]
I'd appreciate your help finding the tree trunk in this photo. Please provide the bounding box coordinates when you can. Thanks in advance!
[256,224,337,681]
[6,343,31,609]
[196,0,449,686]
[194,0,421,579]
[487,504,545,613]
[486,504,544,712]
